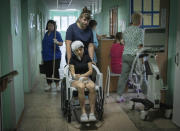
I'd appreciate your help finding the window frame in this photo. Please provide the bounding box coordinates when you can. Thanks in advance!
[131,0,160,28]
[53,16,61,31]
[109,7,118,36]
[53,16,77,31]
[60,16,68,31]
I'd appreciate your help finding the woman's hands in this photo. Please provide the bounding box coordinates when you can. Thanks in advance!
[73,74,81,80]
[120,39,125,45]
[53,38,63,46]
[73,74,80,80]
[73,74,88,82]
[53,38,59,44]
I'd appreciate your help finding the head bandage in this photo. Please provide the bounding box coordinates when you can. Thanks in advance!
[71,41,84,52]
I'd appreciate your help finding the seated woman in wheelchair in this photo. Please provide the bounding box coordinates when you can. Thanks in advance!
[69,40,96,122]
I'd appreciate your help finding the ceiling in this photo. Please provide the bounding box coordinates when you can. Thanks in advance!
[43,0,96,10]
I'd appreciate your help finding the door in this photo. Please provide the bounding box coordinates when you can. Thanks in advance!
[109,7,118,37]
[173,0,180,127]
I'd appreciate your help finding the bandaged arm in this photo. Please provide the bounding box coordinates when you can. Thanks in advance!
[69,62,93,80]
[69,64,77,80]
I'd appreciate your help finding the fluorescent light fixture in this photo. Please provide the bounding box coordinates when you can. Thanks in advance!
[65,9,77,11]
[50,9,78,11]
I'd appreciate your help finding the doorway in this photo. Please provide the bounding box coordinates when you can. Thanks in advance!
[109,7,118,37]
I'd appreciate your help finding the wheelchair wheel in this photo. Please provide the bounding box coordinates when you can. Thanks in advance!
[67,113,71,123]
[67,87,72,123]
[95,86,104,121]
[61,77,67,116]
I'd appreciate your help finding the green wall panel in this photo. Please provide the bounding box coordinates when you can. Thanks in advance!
[0,0,49,130]
[21,0,49,92]
[167,0,178,104]
[10,0,24,124]
[21,0,30,93]
[94,0,130,35]
[0,0,16,130]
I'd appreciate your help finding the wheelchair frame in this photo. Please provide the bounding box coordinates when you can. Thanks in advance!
[61,64,104,123]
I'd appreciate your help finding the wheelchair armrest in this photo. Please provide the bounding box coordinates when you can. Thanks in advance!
[64,64,103,88]
[95,72,103,88]
[92,65,101,74]
[64,65,71,88]
[92,65,103,87]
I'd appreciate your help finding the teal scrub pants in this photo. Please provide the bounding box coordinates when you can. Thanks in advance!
[117,54,135,96]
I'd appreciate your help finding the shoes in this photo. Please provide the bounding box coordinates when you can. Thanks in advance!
[44,85,51,92]
[80,113,88,122]
[89,113,96,121]
[116,96,126,103]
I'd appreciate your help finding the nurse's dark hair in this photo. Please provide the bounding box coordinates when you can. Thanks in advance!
[46,20,56,30]
[78,7,91,20]
[89,20,97,28]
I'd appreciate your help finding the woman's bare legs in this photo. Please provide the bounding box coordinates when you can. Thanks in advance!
[86,80,95,113]
[71,81,86,114]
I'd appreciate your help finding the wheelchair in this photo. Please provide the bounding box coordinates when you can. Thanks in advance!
[60,64,104,123]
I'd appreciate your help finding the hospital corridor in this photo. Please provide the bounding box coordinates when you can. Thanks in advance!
[1,0,180,131]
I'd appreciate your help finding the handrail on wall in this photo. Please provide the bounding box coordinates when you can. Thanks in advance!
[0,70,18,92]
[0,70,18,131]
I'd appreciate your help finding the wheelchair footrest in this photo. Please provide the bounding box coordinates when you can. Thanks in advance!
[131,98,154,110]
[81,121,97,123]
[80,121,98,130]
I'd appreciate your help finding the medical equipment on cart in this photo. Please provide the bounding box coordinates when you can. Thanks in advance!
[129,28,170,120]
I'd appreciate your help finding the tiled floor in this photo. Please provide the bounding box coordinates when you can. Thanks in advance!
[117,93,180,131]
[17,77,180,131]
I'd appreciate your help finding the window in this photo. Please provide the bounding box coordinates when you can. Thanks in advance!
[131,0,160,28]
[68,16,76,26]
[53,16,60,31]
[90,0,102,14]
[53,16,77,31]
[61,16,68,31]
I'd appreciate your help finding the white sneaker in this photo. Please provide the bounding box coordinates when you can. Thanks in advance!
[88,113,96,122]
[80,113,88,122]
[56,86,61,92]
[44,85,51,92]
